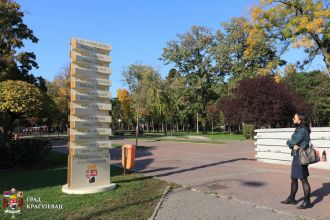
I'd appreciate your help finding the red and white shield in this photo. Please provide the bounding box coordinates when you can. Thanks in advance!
[85,169,97,179]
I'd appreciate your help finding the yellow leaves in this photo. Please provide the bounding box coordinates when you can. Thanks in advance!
[0,80,42,114]
[244,27,266,58]
[314,9,330,18]
[274,74,282,83]
[293,16,309,33]
[292,16,324,34]
[252,0,329,39]
[251,6,263,22]
[291,36,314,49]
[315,17,324,26]
[59,87,68,97]
[259,18,267,26]
[116,88,132,120]
[117,89,129,103]
[284,64,297,75]
[260,0,274,6]
[305,18,324,32]
[257,60,280,76]
[313,1,324,12]
[258,68,271,76]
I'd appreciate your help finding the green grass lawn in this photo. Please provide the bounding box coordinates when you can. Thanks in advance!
[119,131,245,143]
[203,133,246,141]
[138,138,226,144]
[0,151,177,220]
[22,133,68,142]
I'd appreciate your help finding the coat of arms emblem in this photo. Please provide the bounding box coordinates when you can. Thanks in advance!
[85,163,98,183]
[2,188,24,218]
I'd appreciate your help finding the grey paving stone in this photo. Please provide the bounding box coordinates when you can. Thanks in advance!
[154,189,310,220]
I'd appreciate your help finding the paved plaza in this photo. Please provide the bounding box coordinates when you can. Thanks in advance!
[110,139,330,220]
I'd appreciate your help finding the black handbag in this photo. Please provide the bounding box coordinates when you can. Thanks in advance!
[299,144,320,165]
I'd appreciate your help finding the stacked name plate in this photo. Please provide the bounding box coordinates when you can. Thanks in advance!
[62,37,116,194]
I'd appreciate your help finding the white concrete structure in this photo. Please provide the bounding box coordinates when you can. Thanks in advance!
[255,127,330,170]
[62,37,116,194]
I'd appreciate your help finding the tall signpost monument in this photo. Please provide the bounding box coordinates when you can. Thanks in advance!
[62,38,116,194]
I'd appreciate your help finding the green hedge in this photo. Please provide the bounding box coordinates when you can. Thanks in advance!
[0,139,50,168]
[242,124,256,139]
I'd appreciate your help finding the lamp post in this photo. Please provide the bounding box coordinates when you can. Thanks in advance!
[118,119,122,134]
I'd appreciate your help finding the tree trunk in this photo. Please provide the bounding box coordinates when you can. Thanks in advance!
[1,113,18,144]
[4,125,10,142]
[57,121,60,140]
[135,114,139,147]
[211,119,214,135]
[164,123,167,136]
[170,125,173,136]
[317,42,330,74]
[196,113,199,134]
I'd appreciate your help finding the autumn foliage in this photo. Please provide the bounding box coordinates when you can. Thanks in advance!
[249,0,330,72]
[217,76,308,128]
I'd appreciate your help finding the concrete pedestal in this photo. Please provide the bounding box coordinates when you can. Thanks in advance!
[62,183,116,194]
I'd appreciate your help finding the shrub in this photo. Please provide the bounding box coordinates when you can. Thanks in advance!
[0,139,50,168]
[113,131,125,136]
[242,124,256,139]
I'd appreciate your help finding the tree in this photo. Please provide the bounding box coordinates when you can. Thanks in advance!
[39,87,60,125]
[122,64,158,123]
[111,98,122,131]
[207,101,218,134]
[157,80,176,135]
[0,0,49,140]
[0,80,42,143]
[117,89,133,129]
[284,70,330,126]
[122,64,162,143]
[46,66,70,131]
[249,0,330,73]
[217,96,241,132]
[213,17,285,89]
[218,76,308,129]
[161,26,223,133]
[0,0,40,83]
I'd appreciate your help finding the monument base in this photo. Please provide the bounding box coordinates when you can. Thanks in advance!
[62,183,116,194]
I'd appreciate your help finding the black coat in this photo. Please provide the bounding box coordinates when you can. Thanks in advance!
[286,124,311,178]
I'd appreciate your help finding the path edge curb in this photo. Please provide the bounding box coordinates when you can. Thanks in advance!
[149,185,172,220]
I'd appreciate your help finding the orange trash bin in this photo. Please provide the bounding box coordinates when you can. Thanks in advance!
[122,144,136,169]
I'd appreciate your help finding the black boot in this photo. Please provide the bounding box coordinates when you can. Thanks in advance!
[297,199,312,209]
[298,178,312,209]
[281,196,297,205]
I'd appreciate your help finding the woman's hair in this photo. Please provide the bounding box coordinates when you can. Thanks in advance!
[296,112,311,133]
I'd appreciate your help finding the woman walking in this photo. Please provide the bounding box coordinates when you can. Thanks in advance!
[281,112,312,209]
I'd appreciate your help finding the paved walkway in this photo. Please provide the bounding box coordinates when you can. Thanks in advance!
[110,139,330,220]
[154,188,305,220]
